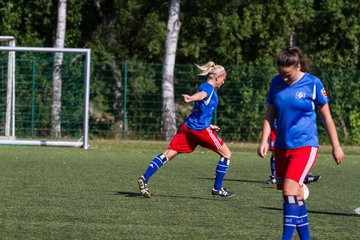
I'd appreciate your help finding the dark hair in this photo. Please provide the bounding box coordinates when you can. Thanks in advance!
[277,46,309,72]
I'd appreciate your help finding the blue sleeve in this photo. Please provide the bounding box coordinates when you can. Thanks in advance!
[266,91,272,106]
[314,79,329,106]
[198,83,214,101]
[266,78,275,106]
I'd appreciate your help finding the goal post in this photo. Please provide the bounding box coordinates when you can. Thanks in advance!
[0,46,91,149]
[0,36,16,138]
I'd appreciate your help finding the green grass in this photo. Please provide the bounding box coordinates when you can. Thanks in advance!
[0,140,359,239]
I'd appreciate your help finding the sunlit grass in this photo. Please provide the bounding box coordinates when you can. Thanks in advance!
[0,141,359,239]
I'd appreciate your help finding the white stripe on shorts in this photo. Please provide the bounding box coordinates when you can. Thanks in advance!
[206,127,222,149]
[299,147,318,185]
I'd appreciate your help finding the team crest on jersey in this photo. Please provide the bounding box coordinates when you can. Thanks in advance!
[295,91,306,99]
[321,88,328,97]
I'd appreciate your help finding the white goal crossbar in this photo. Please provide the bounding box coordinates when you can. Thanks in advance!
[0,46,91,149]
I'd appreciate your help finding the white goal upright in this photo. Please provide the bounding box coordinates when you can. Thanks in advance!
[0,36,16,139]
[0,43,91,149]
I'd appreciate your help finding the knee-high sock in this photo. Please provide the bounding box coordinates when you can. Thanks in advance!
[282,195,300,240]
[270,153,276,176]
[143,154,168,182]
[214,157,230,190]
[296,200,310,240]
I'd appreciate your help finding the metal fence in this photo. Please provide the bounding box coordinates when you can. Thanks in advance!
[90,61,360,145]
[0,54,359,145]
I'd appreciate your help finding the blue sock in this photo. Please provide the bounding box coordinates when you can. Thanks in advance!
[297,200,310,240]
[282,196,300,240]
[270,153,276,176]
[143,154,168,182]
[214,157,229,190]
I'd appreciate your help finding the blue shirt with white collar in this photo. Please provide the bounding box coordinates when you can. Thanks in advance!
[267,73,329,149]
[184,82,218,130]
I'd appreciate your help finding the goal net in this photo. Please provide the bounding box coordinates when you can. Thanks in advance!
[0,44,90,149]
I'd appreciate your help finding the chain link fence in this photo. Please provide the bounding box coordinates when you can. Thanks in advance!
[90,61,360,145]
[0,54,359,144]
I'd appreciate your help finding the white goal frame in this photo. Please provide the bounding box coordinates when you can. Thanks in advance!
[0,36,16,138]
[0,45,91,149]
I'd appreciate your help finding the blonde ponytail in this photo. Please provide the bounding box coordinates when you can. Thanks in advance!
[195,61,226,78]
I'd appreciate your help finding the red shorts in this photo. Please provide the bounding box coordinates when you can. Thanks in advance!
[269,128,277,151]
[274,146,318,190]
[168,124,224,153]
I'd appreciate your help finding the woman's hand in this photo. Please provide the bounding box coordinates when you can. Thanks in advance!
[210,125,220,132]
[318,104,345,165]
[332,145,344,165]
[182,94,192,103]
[257,142,269,158]
[182,91,207,103]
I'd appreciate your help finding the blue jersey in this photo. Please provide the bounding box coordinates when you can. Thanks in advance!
[184,82,218,130]
[266,100,277,129]
[267,73,329,149]
[273,120,277,129]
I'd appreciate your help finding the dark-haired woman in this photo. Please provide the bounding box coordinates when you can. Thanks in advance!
[258,47,344,240]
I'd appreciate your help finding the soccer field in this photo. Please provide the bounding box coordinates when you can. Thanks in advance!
[0,141,359,240]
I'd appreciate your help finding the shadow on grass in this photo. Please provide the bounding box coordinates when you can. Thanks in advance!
[114,191,142,197]
[113,191,229,201]
[197,177,265,184]
[260,206,360,217]
[156,194,220,201]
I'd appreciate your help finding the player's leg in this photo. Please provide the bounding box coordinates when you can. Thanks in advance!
[212,143,235,197]
[282,179,301,240]
[138,152,171,198]
[270,153,276,176]
[297,197,310,240]
[275,148,300,240]
[283,147,318,240]
[295,147,318,240]
[138,124,195,198]
[266,152,277,184]
[142,150,174,183]
[267,128,277,184]
[196,127,235,197]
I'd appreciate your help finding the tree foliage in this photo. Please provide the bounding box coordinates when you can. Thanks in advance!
[1,0,359,66]
[0,0,360,143]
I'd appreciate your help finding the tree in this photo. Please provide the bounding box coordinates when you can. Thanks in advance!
[162,0,181,140]
[1,0,359,143]
[93,0,124,139]
[51,0,67,138]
